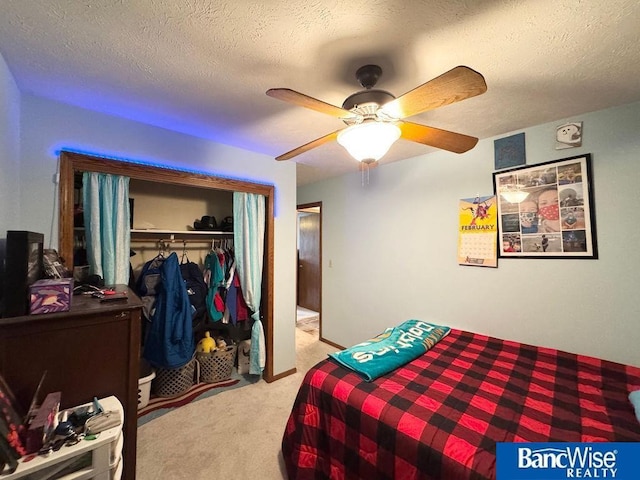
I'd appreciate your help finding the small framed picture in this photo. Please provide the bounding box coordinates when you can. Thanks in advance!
[556,122,582,149]
[494,132,526,170]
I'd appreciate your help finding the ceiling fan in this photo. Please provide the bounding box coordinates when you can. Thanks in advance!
[266,65,487,164]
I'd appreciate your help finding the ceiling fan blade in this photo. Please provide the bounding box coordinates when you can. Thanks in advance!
[381,66,487,119]
[267,88,358,120]
[399,121,478,154]
[275,130,342,161]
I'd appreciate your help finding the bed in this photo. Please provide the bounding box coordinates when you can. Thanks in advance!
[282,328,640,480]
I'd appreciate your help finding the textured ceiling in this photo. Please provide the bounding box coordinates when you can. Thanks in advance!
[1,1,639,185]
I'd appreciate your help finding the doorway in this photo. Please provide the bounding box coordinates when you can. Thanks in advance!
[297,202,321,337]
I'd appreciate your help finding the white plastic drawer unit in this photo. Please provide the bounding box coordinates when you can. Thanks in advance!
[1,396,124,480]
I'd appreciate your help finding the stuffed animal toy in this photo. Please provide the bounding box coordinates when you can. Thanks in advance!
[197,331,217,353]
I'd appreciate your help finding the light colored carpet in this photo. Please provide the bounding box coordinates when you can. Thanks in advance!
[296,306,319,333]
[136,327,337,479]
[296,316,319,333]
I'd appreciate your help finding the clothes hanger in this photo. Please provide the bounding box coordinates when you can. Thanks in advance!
[180,241,189,264]
[155,241,164,258]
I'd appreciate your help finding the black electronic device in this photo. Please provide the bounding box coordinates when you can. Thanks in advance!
[2,231,44,317]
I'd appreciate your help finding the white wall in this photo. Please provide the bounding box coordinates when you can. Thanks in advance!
[0,51,20,233]
[16,94,298,376]
[298,101,640,367]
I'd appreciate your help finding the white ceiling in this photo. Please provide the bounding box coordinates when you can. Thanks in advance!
[1,1,639,185]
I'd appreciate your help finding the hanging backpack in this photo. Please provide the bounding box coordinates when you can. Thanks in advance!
[136,255,165,297]
[179,259,208,322]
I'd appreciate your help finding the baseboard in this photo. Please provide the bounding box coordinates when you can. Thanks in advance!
[267,367,297,383]
[319,336,345,350]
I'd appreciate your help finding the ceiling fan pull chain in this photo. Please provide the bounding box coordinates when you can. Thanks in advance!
[360,163,371,187]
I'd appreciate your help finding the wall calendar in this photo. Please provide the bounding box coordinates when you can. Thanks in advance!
[457,195,498,267]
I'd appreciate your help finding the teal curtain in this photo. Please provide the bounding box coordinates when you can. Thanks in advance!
[233,192,265,374]
[83,172,130,285]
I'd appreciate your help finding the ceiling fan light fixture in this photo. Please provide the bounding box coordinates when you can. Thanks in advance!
[337,121,401,162]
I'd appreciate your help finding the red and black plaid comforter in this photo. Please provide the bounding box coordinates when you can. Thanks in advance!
[282,329,640,480]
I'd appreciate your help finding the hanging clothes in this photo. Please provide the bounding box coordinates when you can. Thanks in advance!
[225,276,237,324]
[143,252,195,369]
[204,250,225,321]
[226,271,251,325]
[179,256,208,323]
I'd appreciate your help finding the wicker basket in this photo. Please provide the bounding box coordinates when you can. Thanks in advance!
[197,345,237,383]
[152,356,197,398]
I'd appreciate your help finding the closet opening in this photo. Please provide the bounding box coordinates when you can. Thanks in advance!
[58,151,275,381]
[296,202,321,343]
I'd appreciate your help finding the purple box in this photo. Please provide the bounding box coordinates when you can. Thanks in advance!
[29,278,73,314]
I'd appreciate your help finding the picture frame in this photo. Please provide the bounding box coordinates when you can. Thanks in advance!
[494,132,526,170]
[493,154,597,259]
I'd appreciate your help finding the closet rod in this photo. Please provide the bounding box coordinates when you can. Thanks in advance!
[131,238,230,244]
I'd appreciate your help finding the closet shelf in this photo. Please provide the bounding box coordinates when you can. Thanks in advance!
[131,229,232,235]
[130,229,233,244]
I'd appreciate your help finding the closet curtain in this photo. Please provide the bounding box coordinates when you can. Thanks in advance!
[83,172,131,285]
[233,192,265,375]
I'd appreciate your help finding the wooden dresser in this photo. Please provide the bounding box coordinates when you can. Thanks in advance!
[0,285,142,480]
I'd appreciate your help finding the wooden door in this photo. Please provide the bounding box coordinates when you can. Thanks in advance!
[297,210,320,312]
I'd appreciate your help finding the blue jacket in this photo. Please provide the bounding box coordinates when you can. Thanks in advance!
[143,252,195,369]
